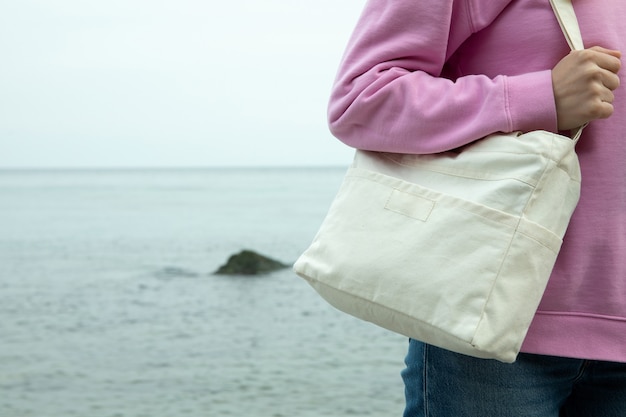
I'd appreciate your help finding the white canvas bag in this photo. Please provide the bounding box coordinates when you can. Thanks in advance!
[294,0,583,363]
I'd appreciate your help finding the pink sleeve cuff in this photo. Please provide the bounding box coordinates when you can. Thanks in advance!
[505,70,558,133]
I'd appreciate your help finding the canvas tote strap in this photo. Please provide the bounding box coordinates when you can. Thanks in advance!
[549,0,584,51]
[549,0,585,140]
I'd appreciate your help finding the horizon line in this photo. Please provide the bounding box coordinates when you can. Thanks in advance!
[0,164,349,172]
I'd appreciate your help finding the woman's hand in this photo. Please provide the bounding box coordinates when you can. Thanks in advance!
[552,46,621,130]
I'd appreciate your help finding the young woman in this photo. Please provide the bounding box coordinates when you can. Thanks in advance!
[327,1,626,415]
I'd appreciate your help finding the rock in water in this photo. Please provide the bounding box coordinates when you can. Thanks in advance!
[215,250,288,275]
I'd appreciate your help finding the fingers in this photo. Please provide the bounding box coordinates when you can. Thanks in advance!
[591,101,615,121]
[583,71,616,121]
[587,45,622,77]
[585,48,620,116]
[579,47,621,75]
[600,69,621,91]
[580,72,616,121]
[575,47,621,89]
[552,46,622,130]
[588,45,622,59]
[600,86,615,104]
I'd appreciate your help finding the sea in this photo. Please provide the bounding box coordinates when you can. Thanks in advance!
[0,167,407,417]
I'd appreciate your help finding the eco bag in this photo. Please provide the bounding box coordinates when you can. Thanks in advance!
[293,0,583,363]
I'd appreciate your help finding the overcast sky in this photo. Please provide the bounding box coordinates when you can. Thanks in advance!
[0,0,366,168]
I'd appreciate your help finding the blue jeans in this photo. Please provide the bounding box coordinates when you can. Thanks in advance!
[402,339,626,417]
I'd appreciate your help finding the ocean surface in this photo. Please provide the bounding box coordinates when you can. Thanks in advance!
[0,168,407,417]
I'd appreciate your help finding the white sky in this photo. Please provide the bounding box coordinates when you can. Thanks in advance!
[0,0,366,168]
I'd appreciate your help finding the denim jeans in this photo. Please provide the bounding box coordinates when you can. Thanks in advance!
[402,339,626,417]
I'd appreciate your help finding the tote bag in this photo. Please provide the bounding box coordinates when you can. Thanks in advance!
[294,0,583,363]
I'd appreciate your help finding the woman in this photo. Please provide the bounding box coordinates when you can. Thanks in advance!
[327,1,626,415]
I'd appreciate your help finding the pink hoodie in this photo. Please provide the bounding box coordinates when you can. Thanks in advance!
[328,0,626,362]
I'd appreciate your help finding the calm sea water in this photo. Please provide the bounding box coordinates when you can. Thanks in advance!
[0,168,407,417]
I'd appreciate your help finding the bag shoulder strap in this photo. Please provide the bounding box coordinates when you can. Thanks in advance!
[549,0,584,51]
[549,0,585,140]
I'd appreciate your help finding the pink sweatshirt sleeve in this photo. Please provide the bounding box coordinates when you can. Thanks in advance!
[327,0,557,154]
